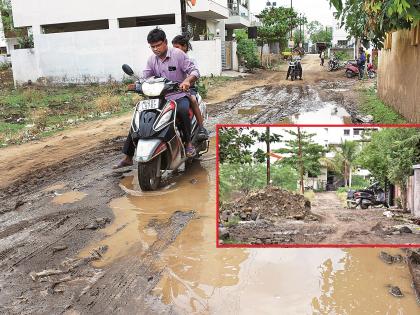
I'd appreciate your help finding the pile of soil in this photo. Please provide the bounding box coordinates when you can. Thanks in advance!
[220,186,313,223]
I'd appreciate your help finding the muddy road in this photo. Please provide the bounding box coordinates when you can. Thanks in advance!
[223,191,420,245]
[1,55,419,314]
[208,54,366,125]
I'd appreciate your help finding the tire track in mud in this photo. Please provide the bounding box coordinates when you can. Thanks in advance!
[68,211,194,315]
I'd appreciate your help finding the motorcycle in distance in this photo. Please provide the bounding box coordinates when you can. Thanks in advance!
[286,56,302,81]
[345,60,376,79]
[327,55,343,71]
[121,64,209,191]
[346,182,389,209]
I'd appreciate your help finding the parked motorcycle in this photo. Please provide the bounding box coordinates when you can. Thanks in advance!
[367,63,376,79]
[122,64,209,191]
[328,56,342,71]
[346,182,389,209]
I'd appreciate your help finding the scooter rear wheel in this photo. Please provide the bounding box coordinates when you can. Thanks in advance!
[138,156,161,191]
[345,70,354,78]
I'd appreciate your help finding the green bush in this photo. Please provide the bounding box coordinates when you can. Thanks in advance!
[333,50,352,61]
[351,175,369,188]
[0,62,11,71]
[235,30,260,71]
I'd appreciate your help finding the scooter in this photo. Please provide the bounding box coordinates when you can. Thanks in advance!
[286,57,302,81]
[122,64,209,191]
[344,60,360,78]
[347,182,389,209]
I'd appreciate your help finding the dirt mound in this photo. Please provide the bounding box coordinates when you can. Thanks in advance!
[220,186,313,223]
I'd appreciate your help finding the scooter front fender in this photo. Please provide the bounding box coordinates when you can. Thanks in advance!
[135,139,165,163]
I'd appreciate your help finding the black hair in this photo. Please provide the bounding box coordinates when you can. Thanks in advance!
[172,34,193,52]
[147,28,166,43]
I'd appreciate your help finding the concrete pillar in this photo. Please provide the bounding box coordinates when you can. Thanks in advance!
[232,40,238,71]
[413,165,420,217]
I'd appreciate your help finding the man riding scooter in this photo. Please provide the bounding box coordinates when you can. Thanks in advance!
[114,28,200,169]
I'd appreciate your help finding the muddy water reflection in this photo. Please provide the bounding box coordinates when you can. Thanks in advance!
[157,248,418,314]
[52,191,87,204]
[80,162,215,268]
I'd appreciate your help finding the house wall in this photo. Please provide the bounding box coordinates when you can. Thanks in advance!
[190,38,222,76]
[11,0,180,27]
[378,28,420,123]
[11,24,181,84]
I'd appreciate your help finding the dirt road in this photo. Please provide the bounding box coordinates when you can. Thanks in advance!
[0,55,405,314]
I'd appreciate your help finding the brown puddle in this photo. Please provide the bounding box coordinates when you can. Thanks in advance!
[52,191,87,204]
[155,248,419,314]
[79,157,215,268]
[78,138,418,313]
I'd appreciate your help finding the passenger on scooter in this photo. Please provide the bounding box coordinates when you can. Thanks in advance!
[171,34,208,141]
[357,47,366,80]
[114,28,200,169]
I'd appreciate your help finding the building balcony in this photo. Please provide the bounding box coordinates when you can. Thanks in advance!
[226,2,250,28]
[187,0,230,20]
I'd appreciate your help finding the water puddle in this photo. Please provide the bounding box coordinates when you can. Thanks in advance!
[154,248,419,314]
[209,85,353,125]
[79,161,214,268]
[52,191,87,204]
[43,183,66,192]
[292,102,353,124]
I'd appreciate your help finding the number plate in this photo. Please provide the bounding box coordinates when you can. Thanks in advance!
[137,99,159,111]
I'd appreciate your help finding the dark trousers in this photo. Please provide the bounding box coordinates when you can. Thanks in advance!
[122,96,191,157]
[320,58,324,66]
[286,63,302,79]
[358,64,365,79]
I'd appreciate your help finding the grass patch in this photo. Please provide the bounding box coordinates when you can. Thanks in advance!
[221,237,241,244]
[359,87,405,123]
[0,83,141,147]
[223,215,241,227]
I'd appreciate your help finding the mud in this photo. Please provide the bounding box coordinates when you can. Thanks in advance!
[0,55,419,314]
[220,191,420,245]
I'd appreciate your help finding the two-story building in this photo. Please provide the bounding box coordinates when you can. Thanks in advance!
[9,0,252,85]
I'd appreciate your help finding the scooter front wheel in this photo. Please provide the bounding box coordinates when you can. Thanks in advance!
[138,156,161,191]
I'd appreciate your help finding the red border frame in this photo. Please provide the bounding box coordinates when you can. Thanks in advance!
[215,123,420,248]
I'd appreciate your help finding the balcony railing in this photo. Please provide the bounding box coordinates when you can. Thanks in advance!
[227,0,249,17]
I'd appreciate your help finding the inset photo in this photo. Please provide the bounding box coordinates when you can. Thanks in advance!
[217,125,420,246]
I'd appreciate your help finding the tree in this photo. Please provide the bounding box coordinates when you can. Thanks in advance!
[330,0,420,48]
[0,0,33,48]
[356,128,420,210]
[275,129,326,194]
[257,6,300,50]
[322,140,360,187]
[218,127,281,165]
[307,20,333,46]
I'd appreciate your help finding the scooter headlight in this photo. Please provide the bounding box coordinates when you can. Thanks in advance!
[153,101,175,131]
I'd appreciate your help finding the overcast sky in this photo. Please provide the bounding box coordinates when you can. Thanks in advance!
[250,0,336,27]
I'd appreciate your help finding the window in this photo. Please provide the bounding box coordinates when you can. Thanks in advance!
[344,129,350,135]
[337,40,348,47]
[0,47,7,54]
[354,129,363,136]
[42,20,109,34]
[119,14,175,28]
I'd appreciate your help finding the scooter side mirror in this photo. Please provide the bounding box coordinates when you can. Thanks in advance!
[122,64,134,76]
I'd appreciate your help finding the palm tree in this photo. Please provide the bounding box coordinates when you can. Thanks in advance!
[321,140,359,187]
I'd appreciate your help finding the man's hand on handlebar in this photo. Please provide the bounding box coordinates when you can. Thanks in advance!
[179,80,191,92]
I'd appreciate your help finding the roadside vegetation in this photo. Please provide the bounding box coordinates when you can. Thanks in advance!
[359,86,405,123]
[0,68,234,147]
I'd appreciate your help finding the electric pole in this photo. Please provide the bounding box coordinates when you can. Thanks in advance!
[180,0,187,34]
[298,127,304,194]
